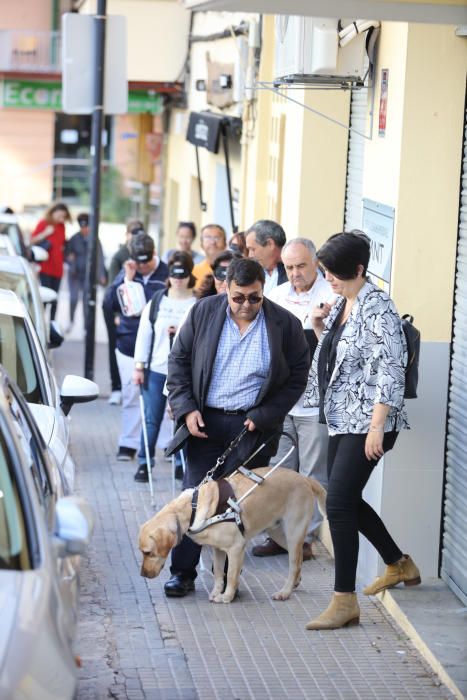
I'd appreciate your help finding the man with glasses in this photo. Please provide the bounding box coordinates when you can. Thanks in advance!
[252,238,334,560]
[164,257,310,597]
[103,233,169,461]
[192,223,227,288]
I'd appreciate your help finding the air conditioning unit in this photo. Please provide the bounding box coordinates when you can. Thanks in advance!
[275,16,371,87]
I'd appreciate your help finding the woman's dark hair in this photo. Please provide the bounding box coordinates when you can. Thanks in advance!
[226,257,265,287]
[167,250,196,289]
[44,202,72,223]
[317,230,371,279]
[228,231,247,257]
[177,221,197,240]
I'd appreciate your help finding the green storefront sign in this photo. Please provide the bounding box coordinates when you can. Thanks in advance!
[0,79,161,114]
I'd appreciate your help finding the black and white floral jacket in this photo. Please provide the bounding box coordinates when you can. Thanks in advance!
[303,280,409,435]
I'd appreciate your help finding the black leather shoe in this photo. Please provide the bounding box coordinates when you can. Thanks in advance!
[164,574,195,597]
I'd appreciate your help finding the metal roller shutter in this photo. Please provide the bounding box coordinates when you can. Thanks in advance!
[344,85,368,231]
[441,106,467,605]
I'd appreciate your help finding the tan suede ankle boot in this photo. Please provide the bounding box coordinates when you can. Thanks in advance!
[363,554,421,596]
[306,593,360,630]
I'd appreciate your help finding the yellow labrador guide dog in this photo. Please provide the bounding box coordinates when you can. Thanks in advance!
[139,467,326,603]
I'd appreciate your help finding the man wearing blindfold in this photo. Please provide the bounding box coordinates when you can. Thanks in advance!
[164,257,310,597]
[103,233,169,461]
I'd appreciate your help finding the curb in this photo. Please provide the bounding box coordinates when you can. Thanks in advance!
[379,590,465,700]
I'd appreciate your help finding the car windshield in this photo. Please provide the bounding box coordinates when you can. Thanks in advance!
[0,314,42,403]
[0,271,35,321]
[0,431,31,570]
[0,223,22,256]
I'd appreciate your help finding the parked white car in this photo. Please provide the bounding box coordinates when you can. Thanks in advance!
[0,289,98,491]
[0,253,59,352]
[0,366,93,699]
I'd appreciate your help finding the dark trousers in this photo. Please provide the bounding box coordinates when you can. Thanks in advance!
[68,275,85,324]
[102,301,121,392]
[326,431,402,593]
[40,273,61,320]
[170,408,271,579]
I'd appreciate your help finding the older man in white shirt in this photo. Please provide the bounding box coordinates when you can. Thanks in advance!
[252,237,334,560]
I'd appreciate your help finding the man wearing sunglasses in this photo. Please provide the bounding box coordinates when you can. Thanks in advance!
[165,257,310,597]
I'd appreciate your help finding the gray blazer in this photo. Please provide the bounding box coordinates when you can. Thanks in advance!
[304,280,409,435]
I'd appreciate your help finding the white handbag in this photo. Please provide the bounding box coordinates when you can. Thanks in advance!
[116,280,147,316]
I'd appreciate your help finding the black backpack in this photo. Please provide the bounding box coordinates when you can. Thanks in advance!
[401,314,420,399]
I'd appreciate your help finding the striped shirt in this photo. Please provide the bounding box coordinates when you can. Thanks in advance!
[206,307,271,410]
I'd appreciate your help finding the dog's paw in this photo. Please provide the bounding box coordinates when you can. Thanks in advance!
[209,587,223,602]
[272,590,291,601]
[210,593,230,604]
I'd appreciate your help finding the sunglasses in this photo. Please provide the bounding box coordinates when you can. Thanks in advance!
[231,293,263,305]
[213,266,228,281]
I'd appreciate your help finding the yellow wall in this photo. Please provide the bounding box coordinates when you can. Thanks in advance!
[395,24,467,341]
[363,22,467,341]
[240,14,349,245]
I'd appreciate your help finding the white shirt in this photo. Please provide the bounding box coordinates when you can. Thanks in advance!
[263,266,279,297]
[134,294,196,375]
[269,272,334,416]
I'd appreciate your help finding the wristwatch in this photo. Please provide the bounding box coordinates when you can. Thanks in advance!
[134,362,145,370]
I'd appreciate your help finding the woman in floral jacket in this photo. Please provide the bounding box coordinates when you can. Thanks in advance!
[304,231,420,631]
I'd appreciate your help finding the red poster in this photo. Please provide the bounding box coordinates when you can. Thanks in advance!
[379,69,389,137]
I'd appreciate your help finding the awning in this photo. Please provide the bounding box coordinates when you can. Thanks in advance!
[183,0,467,25]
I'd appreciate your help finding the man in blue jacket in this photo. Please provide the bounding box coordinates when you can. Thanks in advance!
[103,233,168,460]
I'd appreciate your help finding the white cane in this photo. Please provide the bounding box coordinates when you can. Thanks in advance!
[139,387,156,508]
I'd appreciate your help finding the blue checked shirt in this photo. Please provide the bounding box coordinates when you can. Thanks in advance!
[206,307,271,410]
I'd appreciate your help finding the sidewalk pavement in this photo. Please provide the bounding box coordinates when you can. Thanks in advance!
[53,337,458,700]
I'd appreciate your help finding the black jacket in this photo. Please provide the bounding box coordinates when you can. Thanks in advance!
[102,261,169,357]
[167,294,310,456]
[108,244,130,284]
[65,231,106,282]
[277,261,287,285]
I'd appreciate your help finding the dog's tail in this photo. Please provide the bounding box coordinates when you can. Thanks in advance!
[307,478,327,517]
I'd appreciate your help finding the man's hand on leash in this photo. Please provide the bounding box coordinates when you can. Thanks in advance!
[186,410,208,438]
[244,418,256,432]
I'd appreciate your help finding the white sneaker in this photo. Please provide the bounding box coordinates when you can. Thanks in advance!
[108,390,122,405]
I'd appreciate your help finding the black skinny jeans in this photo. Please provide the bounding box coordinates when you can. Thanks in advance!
[326,431,403,593]
[39,273,61,320]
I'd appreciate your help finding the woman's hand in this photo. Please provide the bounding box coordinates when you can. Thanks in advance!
[365,430,384,461]
[311,302,332,338]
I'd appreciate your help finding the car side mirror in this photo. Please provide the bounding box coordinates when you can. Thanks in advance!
[31,245,49,262]
[39,286,58,304]
[48,320,64,349]
[60,375,99,415]
[53,496,94,557]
